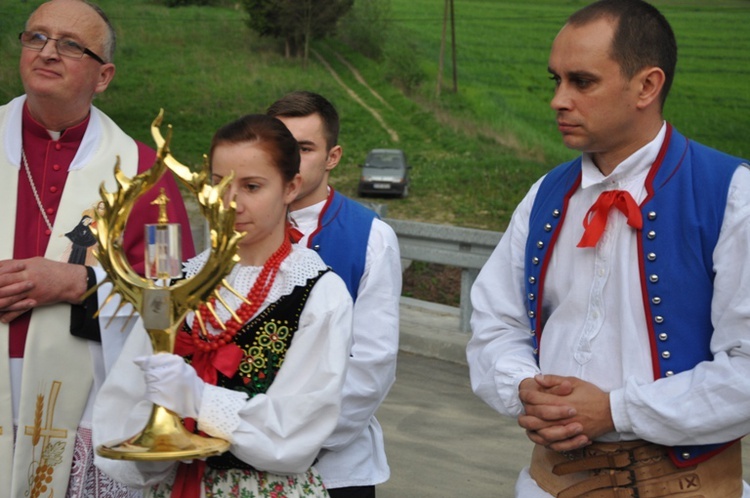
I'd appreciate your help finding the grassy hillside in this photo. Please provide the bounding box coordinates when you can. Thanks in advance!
[387,0,750,165]
[1,0,748,232]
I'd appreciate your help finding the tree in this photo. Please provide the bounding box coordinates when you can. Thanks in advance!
[241,0,353,65]
[339,0,391,59]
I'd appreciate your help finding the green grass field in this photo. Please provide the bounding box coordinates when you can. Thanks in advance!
[1,0,748,231]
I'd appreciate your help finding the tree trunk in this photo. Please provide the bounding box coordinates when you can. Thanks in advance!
[303,32,310,69]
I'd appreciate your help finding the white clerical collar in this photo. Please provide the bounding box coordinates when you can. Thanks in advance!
[580,121,667,190]
[3,94,102,172]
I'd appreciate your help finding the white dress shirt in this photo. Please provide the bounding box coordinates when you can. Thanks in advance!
[290,194,401,489]
[467,124,750,496]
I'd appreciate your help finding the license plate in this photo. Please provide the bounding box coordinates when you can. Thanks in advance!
[373,183,390,189]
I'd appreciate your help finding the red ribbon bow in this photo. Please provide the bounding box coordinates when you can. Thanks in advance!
[577,190,643,248]
[174,329,244,386]
[287,221,303,244]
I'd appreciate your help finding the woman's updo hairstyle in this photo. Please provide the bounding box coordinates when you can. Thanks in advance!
[209,114,300,182]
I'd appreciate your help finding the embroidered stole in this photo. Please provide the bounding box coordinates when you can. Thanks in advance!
[0,102,139,498]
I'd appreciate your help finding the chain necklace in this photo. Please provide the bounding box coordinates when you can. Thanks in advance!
[21,148,54,233]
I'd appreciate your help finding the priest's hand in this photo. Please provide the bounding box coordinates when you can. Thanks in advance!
[0,257,88,323]
[135,353,205,419]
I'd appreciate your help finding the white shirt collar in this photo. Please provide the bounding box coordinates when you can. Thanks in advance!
[289,187,331,235]
[580,122,667,190]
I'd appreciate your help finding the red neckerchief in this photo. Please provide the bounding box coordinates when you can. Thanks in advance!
[577,190,643,247]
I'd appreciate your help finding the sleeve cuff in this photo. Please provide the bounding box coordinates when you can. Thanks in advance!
[197,384,248,442]
[609,388,632,433]
[499,368,539,418]
[70,265,101,342]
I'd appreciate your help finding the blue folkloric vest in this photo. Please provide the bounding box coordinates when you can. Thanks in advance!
[525,124,748,467]
[307,190,377,301]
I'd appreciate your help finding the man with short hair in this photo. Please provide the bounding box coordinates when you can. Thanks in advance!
[467,1,750,496]
[0,0,194,496]
[268,91,401,498]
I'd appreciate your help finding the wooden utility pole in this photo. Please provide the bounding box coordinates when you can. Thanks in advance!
[436,0,457,97]
[436,0,448,97]
[450,0,457,93]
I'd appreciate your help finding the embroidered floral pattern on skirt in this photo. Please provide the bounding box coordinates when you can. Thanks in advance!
[147,468,329,498]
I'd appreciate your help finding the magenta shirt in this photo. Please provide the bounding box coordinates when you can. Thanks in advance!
[10,104,196,357]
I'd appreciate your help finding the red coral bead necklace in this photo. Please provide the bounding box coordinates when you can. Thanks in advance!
[191,237,291,352]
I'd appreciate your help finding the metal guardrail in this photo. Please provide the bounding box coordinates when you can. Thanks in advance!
[198,208,503,334]
[383,218,503,333]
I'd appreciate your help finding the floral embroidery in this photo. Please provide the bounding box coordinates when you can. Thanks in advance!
[202,468,328,497]
[147,468,328,497]
[257,321,290,352]
[237,319,294,395]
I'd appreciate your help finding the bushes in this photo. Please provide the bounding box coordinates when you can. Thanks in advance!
[338,2,426,94]
[338,0,391,59]
[382,34,426,93]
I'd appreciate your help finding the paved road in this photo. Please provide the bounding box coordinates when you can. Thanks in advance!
[377,299,750,497]
[376,351,531,497]
[188,222,750,496]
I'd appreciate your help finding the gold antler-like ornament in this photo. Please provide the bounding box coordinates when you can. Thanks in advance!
[94,110,244,461]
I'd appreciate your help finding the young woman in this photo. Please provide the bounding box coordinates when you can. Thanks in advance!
[93,114,353,497]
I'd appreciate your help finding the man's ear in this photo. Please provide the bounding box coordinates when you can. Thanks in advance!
[285,173,303,204]
[325,145,342,172]
[95,63,116,95]
[635,66,665,110]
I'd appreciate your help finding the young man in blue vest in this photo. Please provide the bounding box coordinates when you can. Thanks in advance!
[267,91,401,498]
[467,1,750,496]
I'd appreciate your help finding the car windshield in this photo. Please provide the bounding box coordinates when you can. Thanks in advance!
[367,152,403,169]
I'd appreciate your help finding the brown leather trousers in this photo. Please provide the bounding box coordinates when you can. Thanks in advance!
[529,440,742,498]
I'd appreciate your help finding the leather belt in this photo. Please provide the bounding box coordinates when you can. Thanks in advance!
[529,440,743,498]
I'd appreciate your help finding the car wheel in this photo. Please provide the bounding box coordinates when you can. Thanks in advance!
[401,185,409,198]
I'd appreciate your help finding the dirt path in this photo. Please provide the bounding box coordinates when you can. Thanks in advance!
[311,48,399,143]
[330,50,393,111]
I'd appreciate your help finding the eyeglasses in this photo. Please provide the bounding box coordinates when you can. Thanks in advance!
[18,31,106,65]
